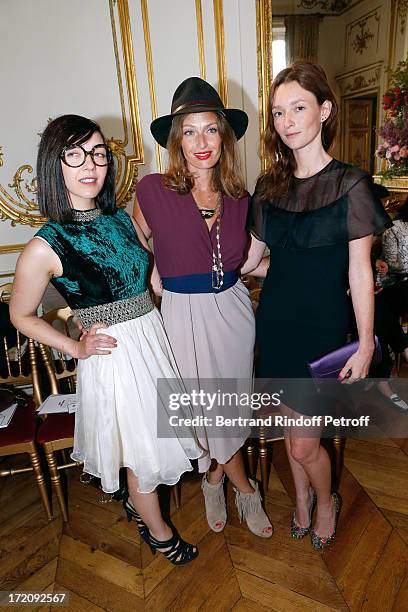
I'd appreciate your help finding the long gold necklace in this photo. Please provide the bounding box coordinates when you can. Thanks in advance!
[211,193,224,289]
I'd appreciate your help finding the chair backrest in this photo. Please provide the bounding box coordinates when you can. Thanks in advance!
[39,307,78,394]
[249,287,262,313]
[0,283,13,304]
[0,331,42,407]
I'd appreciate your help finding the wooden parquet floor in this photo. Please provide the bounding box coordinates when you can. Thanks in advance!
[1,425,408,610]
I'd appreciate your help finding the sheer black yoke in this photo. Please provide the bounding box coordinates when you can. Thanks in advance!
[249,159,392,249]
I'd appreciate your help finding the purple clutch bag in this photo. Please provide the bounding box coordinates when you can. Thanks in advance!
[308,336,382,380]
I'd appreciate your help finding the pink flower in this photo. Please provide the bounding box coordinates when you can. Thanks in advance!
[386,150,393,159]
[390,144,400,153]
[400,146,408,158]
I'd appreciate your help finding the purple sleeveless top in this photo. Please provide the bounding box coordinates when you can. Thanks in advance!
[136,174,249,284]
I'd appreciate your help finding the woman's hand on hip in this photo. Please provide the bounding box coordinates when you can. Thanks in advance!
[74,323,117,359]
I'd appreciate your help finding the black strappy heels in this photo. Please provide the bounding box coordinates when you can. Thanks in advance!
[148,531,199,565]
[123,496,198,565]
[123,496,150,545]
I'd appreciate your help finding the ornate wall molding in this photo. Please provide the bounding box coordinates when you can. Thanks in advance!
[336,62,383,96]
[0,244,25,255]
[0,0,142,226]
[195,0,206,80]
[351,22,374,55]
[256,0,273,169]
[397,0,408,34]
[213,0,228,105]
[140,0,162,174]
[297,0,353,11]
[345,8,380,65]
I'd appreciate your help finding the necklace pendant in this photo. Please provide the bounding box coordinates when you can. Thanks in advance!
[199,208,215,219]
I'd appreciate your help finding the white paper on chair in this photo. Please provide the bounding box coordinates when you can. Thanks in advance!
[38,393,78,415]
[0,403,17,428]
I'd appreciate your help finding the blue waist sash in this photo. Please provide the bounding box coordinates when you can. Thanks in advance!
[162,270,239,294]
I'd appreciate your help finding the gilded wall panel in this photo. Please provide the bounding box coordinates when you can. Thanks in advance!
[345,7,381,67]
[0,0,268,269]
[0,0,143,242]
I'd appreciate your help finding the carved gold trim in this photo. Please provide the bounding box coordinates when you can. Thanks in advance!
[114,0,142,205]
[337,60,385,76]
[0,143,45,226]
[213,0,228,105]
[336,62,382,95]
[388,0,397,71]
[195,0,206,80]
[344,70,381,93]
[141,0,163,173]
[397,0,408,34]
[0,0,142,224]
[373,175,408,193]
[256,0,273,170]
[345,7,381,66]
[0,244,25,255]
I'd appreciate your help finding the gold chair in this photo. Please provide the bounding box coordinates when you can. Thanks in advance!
[36,307,79,521]
[0,316,52,520]
[245,283,284,488]
[0,282,12,303]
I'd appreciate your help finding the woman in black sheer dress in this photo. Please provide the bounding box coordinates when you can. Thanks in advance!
[242,62,391,549]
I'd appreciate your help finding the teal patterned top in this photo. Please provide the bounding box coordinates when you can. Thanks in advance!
[35,208,150,309]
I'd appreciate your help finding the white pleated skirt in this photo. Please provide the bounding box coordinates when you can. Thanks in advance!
[71,307,203,493]
[161,279,255,472]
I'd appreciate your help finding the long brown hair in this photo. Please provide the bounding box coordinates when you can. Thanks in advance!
[163,112,246,199]
[258,61,338,202]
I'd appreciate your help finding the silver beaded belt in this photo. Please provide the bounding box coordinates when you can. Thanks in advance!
[72,290,155,330]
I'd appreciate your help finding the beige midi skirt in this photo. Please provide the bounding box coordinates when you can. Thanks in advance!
[161,279,255,471]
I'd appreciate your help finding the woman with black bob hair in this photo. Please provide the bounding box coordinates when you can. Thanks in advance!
[10,114,202,566]
[36,115,116,222]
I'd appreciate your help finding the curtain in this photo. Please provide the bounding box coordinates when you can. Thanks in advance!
[285,15,321,65]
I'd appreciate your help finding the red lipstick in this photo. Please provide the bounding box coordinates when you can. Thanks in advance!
[194,152,211,160]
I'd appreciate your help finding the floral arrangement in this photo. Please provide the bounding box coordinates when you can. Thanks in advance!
[376,56,408,177]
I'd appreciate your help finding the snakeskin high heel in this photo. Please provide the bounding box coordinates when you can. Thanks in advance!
[291,488,316,539]
[311,492,341,550]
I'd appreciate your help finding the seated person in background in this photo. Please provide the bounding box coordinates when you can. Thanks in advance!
[370,231,408,410]
[378,196,408,312]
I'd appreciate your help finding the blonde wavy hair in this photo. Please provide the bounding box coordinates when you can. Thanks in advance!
[162,112,247,200]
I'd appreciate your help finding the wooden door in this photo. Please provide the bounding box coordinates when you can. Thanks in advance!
[343,98,374,173]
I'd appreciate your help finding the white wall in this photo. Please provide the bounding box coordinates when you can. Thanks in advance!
[0,0,263,276]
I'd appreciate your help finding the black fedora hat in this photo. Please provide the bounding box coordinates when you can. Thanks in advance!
[150,77,248,148]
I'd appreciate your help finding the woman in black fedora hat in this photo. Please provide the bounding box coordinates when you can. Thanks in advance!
[133,77,273,538]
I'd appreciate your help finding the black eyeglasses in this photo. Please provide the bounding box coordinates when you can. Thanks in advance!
[60,144,112,168]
